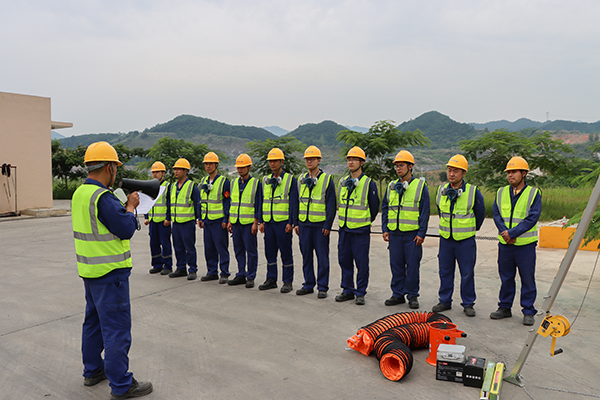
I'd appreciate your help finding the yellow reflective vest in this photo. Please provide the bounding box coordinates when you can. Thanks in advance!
[170,179,195,223]
[263,173,292,223]
[338,175,372,229]
[230,177,258,225]
[496,185,540,245]
[298,172,331,223]
[386,178,425,232]
[199,175,227,221]
[149,180,170,223]
[436,183,477,240]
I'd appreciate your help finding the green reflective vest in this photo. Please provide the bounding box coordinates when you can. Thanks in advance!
[496,185,540,245]
[298,172,332,223]
[263,173,292,223]
[149,180,170,223]
[386,178,425,232]
[199,175,227,221]
[436,183,477,240]
[339,175,372,229]
[230,177,258,225]
[170,179,195,223]
[72,184,132,278]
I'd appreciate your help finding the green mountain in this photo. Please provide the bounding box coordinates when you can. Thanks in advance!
[285,120,348,148]
[398,111,478,148]
[539,119,600,133]
[470,118,544,132]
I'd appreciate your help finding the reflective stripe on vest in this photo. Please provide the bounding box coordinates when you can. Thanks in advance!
[298,172,331,223]
[338,175,372,229]
[230,177,258,225]
[263,173,292,223]
[496,185,539,245]
[436,183,477,240]
[149,180,170,223]
[170,179,195,223]
[386,178,424,231]
[72,184,132,278]
[200,175,226,220]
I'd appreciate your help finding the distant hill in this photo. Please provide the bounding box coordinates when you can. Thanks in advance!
[470,118,544,132]
[263,126,290,136]
[345,125,368,133]
[285,120,348,148]
[539,119,600,133]
[397,111,477,148]
[51,131,65,139]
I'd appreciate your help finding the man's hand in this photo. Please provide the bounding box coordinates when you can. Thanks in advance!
[221,222,227,230]
[414,235,424,246]
[294,226,300,236]
[382,232,390,242]
[164,220,171,227]
[251,221,258,235]
[144,219,150,226]
[227,222,233,233]
[322,229,330,237]
[259,223,265,234]
[198,220,203,228]
[500,230,512,243]
[285,223,293,233]
[125,192,140,213]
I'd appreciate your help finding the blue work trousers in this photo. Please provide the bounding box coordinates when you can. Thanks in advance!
[338,229,370,297]
[389,231,422,298]
[82,270,133,396]
[172,220,197,273]
[203,222,230,277]
[438,236,476,307]
[264,221,294,283]
[149,221,172,270]
[497,242,537,315]
[232,223,258,280]
[299,224,330,292]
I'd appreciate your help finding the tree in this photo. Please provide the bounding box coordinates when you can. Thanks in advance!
[336,120,431,192]
[245,136,305,176]
[51,139,86,190]
[112,144,149,182]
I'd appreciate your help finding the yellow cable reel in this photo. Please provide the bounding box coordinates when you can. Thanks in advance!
[536,314,571,357]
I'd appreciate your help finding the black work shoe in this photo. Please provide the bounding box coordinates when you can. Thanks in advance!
[355,296,365,305]
[408,296,419,309]
[84,369,106,386]
[280,282,293,293]
[523,314,535,326]
[228,276,247,286]
[296,288,314,295]
[110,378,153,399]
[149,267,163,274]
[219,276,229,284]
[335,292,355,302]
[432,302,452,313]
[464,306,476,317]
[245,279,255,288]
[187,272,197,281]
[259,279,277,290]
[384,296,405,306]
[169,269,187,278]
[160,269,172,275]
[490,307,512,319]
[317,291,327,299]
[200,274,218,281]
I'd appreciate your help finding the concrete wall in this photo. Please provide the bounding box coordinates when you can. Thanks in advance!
[0,92,68,214]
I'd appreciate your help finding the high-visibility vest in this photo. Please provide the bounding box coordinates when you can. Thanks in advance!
[263,173,292,223]
[199,175,227,221]
[436,183,477,240]
[386,178,425,231]
[72,184,132,278]
[496,185,540,245]
[298,172,332,223]
[170,179,195,223]
[230,177,258,225]
[338,175,372,229]
[149,180,170,223]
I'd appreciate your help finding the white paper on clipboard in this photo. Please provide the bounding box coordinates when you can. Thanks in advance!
[135,186,166,214]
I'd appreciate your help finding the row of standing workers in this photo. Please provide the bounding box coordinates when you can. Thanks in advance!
[72,141,541,398]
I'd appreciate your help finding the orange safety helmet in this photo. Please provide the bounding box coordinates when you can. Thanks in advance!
[84,141,122,166]
[151,161,166,172]
[303,145,322,158]
[203,152,219,163]
[235,154,253,167]
[393,150,415,164]
[267,147,285,160]
[346,146,366,161]
[505,156,529,172]
[173,158,191,170]
[446,154,468,171]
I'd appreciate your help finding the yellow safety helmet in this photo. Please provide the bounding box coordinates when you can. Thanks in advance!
[446,154,468,171]
[235,154,252,167]
[393,150,415,165]
[203,152,219,163]
[505,156,529,172]
[267,147,285,160]
[173,158,191,170]
[303,145,322,159]
[151,161,166,172]
[346,146,366,161]
[84,141,122,166]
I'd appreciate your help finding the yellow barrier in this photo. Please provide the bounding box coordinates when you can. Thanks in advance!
[539,226,600,251]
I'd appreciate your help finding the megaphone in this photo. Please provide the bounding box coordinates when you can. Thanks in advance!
[119,178,161,199]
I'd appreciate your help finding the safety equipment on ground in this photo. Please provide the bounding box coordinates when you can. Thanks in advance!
[394,180,409,196]
[425,321,467,366]
[394,150,414,165]
[504,156,529,172]
[537,313,570,357]
[447,154,468,171]
[119,178,161,199]
[300,176,316,190]
[84,141,123,166]
[304,145,322,158]
[346,146,366,160]
[235,154,252,167]
[151,161,166,172]
[173,158,191,170]
[441,187,463,202]
[201,182,213,194]
[203,152,219,163]
[341,177,358,191]
[267,148,285,160]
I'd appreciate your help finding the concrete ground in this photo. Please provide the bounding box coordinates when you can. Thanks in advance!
[1,202,599,400]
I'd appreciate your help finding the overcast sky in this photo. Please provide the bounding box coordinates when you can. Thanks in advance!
[2,0,599,136]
